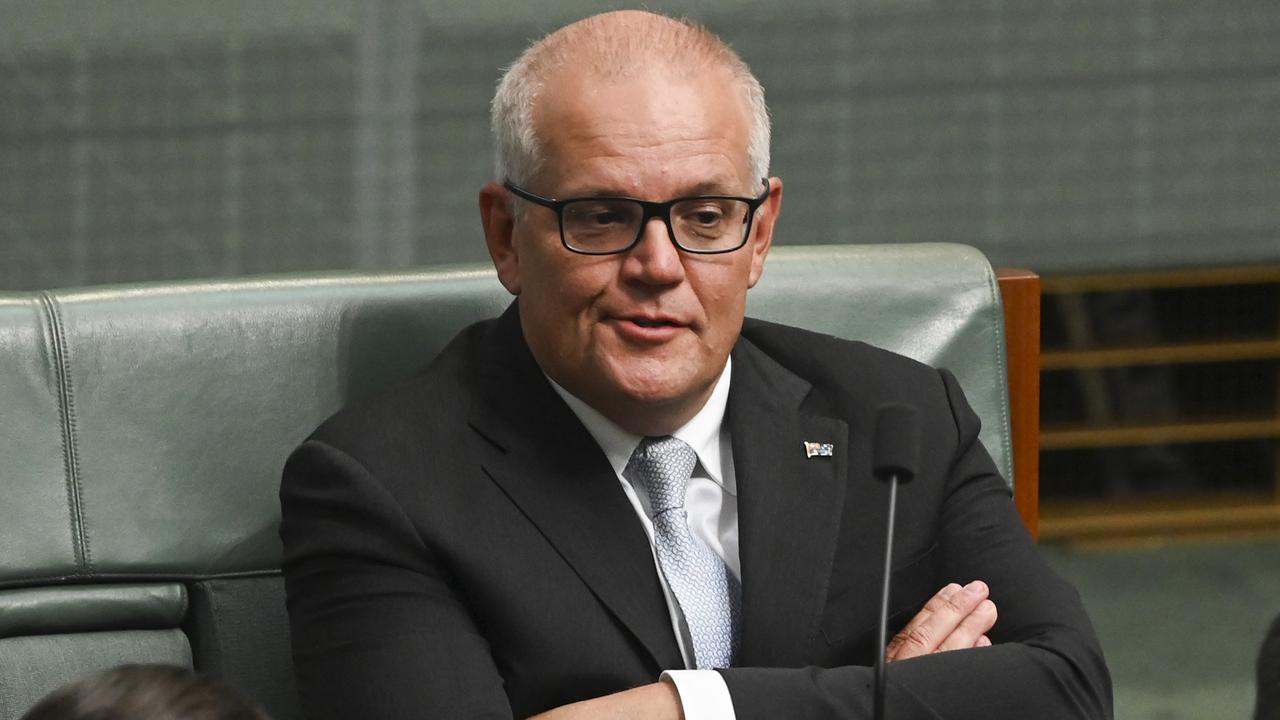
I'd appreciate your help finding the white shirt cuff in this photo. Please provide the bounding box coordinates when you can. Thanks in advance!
[661,669,737,720]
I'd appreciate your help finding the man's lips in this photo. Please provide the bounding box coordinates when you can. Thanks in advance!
[608,315,689,342]
[628,316,683,328]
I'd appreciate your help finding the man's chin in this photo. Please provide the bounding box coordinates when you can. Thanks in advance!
[601,360,692,401]
[595,366,716,429]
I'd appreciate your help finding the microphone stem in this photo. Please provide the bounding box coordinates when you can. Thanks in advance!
[874,473,899,720]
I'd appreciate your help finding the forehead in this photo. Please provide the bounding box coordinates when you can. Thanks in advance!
[531,66,752,196]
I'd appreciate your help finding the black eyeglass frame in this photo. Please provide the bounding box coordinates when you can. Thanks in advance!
[503,179,771,256]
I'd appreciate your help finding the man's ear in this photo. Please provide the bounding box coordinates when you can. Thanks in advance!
[479,182,521,295]
[746,176,783,288]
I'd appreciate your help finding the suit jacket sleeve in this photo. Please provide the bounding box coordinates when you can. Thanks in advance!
[718,369,1113,720]
[280,439,514,720]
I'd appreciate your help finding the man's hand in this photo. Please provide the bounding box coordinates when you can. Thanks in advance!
[527,681,683,720]
[885,580,997,662]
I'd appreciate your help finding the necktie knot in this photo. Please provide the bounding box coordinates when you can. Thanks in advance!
[627,436,697,513]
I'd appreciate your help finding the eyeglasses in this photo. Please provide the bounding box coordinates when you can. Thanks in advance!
[503,179,770,255]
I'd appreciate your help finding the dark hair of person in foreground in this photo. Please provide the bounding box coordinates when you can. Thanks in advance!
[19,664,269,720]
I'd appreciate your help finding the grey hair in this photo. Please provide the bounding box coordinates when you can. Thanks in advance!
[490,11,771,189]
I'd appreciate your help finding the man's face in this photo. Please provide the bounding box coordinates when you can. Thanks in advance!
[480,66,782,435]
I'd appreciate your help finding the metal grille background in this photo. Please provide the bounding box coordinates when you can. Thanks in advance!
[2,0,1278,291]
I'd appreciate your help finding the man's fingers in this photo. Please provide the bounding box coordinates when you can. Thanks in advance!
[937,599,997,652]
[886,580,990,661]
[884,583,961,660]
[975,635,992,648]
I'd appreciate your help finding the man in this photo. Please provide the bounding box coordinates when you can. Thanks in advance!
[280,10,1111,719]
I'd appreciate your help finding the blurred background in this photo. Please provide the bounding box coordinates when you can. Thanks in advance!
[2,1,1278,717]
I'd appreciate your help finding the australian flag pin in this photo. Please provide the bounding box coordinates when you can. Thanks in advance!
[804,441,834,458]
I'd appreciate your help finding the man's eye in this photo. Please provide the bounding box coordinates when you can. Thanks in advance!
[683,206,727,227]
[585,210,626,226]
[569,203,631,229]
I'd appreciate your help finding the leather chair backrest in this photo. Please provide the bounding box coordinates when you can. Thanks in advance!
[0,243,1011,719]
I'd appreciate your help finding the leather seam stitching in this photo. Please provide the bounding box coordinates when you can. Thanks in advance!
[982,261,1016,488]
[39,292,93,575]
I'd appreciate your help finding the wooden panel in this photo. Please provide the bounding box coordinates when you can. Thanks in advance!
[1042,338,1280,370]
[1039,263,1280,540]
[1042,418,1280,450]
[1041,264,1280,294]
[997,268,1041,539]
[1041,493,1280,542]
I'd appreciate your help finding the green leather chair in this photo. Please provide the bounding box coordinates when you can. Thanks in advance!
[0,243,1018,719]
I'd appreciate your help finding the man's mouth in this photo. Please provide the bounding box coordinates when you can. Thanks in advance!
[610,315,687,342]
[631,318,679,328]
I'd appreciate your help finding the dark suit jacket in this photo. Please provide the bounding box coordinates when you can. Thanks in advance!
[280,302,1112,719]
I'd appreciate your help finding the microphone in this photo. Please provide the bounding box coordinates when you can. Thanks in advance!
[872,403,921,720]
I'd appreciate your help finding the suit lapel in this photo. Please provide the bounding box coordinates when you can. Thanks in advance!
[467,304,683,672]
[729,338,849,666]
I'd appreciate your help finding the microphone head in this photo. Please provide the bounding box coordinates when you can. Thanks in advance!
[873,403,921,483]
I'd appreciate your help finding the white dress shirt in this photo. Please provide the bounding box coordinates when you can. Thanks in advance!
[548,360,739,720]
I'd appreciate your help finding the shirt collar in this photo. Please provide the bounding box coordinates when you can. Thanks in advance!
[547,357,732,489]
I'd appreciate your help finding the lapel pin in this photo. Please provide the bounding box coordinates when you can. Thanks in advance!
[804,441,834,458]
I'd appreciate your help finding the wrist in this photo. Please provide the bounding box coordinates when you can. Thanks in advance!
[653,679,686,720]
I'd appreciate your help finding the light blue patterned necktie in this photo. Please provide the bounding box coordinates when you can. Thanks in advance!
[626,435,741,669]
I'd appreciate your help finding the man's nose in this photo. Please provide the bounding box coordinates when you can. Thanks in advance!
[622,217,686,285]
